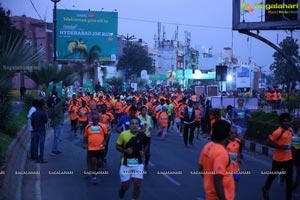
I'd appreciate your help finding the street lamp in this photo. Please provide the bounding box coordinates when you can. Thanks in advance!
[51,0,60,62]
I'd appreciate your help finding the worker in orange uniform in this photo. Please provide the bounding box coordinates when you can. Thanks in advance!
[265,89,272,107]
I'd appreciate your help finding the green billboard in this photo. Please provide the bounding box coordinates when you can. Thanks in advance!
[56,9,118,61]
[174,70,216,80]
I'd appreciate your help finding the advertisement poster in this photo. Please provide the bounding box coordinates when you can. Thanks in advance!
[56,9,118,61]
[236,66,251,88]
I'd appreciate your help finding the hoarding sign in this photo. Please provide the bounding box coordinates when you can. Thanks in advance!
[174,70,215,80]
[56,9,118,61]
[258,78,266,89]
[236,67,251,88]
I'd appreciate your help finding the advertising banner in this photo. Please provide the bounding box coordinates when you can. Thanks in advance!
[83,79,94,93]
[175,70,215,80]
[258,78,267,89]
[56,9,118,61]
[236,67,251,88]
[48,81,63,97]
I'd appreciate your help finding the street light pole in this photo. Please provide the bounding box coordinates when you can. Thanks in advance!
[51,0,60,62]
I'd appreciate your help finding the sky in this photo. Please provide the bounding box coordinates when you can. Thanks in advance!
[2,0,300,72]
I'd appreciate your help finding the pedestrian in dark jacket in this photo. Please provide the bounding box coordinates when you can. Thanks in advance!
[31,99,48,163]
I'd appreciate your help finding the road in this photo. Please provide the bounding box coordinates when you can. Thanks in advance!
[21,118,293,200]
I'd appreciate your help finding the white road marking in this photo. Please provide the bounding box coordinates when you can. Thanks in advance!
[35,164,41,200]
[161,174,181,186]
[150,161,181,186]
[148,161,155,167]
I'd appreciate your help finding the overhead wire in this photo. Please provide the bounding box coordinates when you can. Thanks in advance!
[119,17,231,30]
[29,0,43,20]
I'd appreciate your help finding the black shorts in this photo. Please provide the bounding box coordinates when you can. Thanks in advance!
[293,149,300,166]
[194,121,201,128]
[87,150,105,159]
[71,119,78,127]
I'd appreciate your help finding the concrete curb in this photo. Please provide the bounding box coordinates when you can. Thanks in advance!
[244,139,274,158]
[0,125,30,200]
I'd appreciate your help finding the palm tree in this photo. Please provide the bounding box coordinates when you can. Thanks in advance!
[25,64,77,90]
[0,33,44,130]
[83,45,101,85]
[72,61,86,87]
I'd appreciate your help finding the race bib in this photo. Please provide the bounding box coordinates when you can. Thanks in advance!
[162,117,167,121]
[91,126,100,133]
[127,158,138,167]
[228,152,238,165]
[237,112,245,119]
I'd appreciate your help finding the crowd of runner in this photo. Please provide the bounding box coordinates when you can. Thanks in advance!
[28,87,300,200]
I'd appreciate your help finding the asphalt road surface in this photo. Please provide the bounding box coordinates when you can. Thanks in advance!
[21,119,297,200]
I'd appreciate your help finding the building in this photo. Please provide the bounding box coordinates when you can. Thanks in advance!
[10,15,52,89]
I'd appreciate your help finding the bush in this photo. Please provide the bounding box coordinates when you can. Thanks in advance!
[4,112,27,137]
[244,112,279,144]
[23,95,35,114]
[0,131,13,168]
[0,82,13,131]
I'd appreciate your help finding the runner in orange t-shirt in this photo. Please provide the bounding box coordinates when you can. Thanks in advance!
[199,120,235,200]
[105,95,114,113]
[156,106,169,140]
[78,101,91,136]
[100,104,115,161]
[83,113,108,184]
[194,101,202,139]
[68,104,79,137]
[262,113,293,200]
[175,97,187,136]
[226,126,243,197]
[113,96,124,124]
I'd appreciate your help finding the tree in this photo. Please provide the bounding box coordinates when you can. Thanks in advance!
[83,45,101,84]
[105,77,123,88]
[0,5,44,131]
[117,43,154,80]
[0,4,23,37]
[25,64,77,89]
[72,61,86,87]
[270,37,300,93]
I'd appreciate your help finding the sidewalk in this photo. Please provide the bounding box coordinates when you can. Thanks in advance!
[243,139,274,158]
